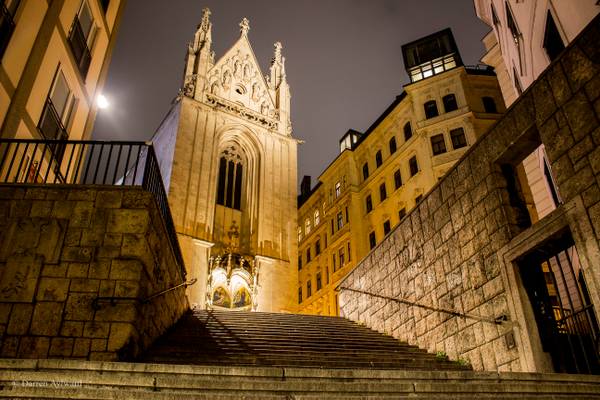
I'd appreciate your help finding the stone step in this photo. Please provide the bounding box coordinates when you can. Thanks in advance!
[142,310,453,370]
[1,359,600,399]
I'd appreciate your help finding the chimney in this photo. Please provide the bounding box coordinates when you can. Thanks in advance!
[300,175,311,197]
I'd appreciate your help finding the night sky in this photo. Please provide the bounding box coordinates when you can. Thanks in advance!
[92,0,490,187]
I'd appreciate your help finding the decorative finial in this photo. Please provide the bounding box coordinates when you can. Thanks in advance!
[240,17,250,36]
[200,7,211,30]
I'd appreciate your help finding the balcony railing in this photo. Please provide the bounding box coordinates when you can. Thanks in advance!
[0,1,16,59]
[38,98,69,162]
[68,17,91,78]
[0,139,186,279]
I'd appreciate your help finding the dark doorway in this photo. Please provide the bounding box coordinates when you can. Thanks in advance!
[518,230,600,374]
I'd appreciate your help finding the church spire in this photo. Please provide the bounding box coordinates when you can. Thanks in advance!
[192,7,212,53]
[239,17,250,37]
[269,42,286,89]
[183,7,213,98]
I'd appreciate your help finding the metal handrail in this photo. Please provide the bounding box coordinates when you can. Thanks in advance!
[337,286,509,325]
[91,278,197,310]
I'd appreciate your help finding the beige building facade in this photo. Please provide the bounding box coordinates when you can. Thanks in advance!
[474,0,600,226]
[153,9,298,313]
[1,0,125,143]
[298,29,505,316]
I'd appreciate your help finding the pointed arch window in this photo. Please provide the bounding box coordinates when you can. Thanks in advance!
[216,146,244,210]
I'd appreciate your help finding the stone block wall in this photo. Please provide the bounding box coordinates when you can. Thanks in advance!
[0,185,189,361]
[339,16,600,372]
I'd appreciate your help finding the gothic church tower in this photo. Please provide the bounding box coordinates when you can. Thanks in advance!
[153,9,298,312]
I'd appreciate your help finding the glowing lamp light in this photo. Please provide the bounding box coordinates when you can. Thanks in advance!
[97,94,110,109]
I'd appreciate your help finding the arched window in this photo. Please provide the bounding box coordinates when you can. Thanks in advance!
[403,122,413,141]
[305,218,311,234]
[375,150,383,167]
[216,147,244,210]
[424,101,439,119]
[314,209,320,226]
[442,94,458,112]
[389,137,397,154]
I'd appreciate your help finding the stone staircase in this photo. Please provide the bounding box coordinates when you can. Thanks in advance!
[2,310,600,398]
[2,358,600,399]
[139,309,468,370]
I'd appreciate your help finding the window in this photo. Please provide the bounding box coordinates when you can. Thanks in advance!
[379,182,387,202]
[403,122,413,141]
[68,0,95,78]
[347,242,351,261]
[389,137,397,154]
[314,209,320,226]
[298,255,302,270]
[297,227,302,242]
[335,181,341,198]
[100,0,110,13]
[482,97,497,113]
[298,287,302,303]
[315,239,321,255]
[0,0,20,59]
[506,2,524,74]
[399,208,406,220]
[332,254,336,272]
[450,127,467,149]
[383,220,391,235]
[330,220,334,235]
[38,69,75,161]
[394,169,402,189]
[307,280,312,297]
[491,3,500,28]
[369,231,377,250]
[362,162,369,180]
[424,100,439,119]
[336,212,343,230]
[442,94,458,113]
[316,272,322,291]
[345,206,349,223]
[430,134,447,155]
[513,67,523,95]
[543,11,565,62]
[409,156,419,176]
[325,266,329,284]
[339,247,345,266]
[306,248,311,263]
[305,218,311,234]
[365,195,373,213]
[415,194,423,204]
[216,152,244,210]
[375,151,383,167]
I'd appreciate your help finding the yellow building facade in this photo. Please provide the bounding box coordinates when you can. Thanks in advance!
[298,29,505,316]
[1,0,125,144]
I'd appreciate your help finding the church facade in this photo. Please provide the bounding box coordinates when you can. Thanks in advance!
[153,9,298,313]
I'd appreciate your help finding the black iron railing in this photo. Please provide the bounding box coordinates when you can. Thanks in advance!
[0,139,186,279]
[0,0,16,59]
[68,17,91,78]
